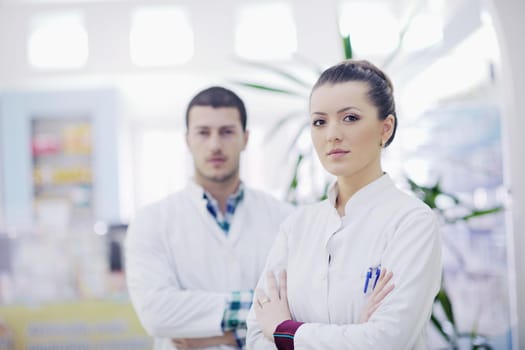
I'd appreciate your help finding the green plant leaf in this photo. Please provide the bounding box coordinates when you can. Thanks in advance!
[405,177,464,211]
[263,109,306,144]
[292,53,324,75]
[286,154,304,205]
[286,120,310,154]
[231,81,307,97]
[465,308,493,349]
[471,340,493,350]
[430,313,451,343]
[234,59,312,89]
[461,207,503,221]
[342,35,353,59]
[382,0,424,68]
[472,345,493,350]
[436,289,456,331]
[319,181,331,201]
[406,177,439,208]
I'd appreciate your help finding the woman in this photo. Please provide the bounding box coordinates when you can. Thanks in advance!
[246,59,442,350]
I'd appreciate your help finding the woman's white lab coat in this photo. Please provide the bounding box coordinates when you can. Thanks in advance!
[246,174,442,350]
[125,180,292,350]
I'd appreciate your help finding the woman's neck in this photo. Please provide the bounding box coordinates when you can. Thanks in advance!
[335,168,384,216]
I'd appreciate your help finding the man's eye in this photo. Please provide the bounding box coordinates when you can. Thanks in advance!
[221,129,234,135]
[198,131,209,136]
[312,119,325,126]
[343,114,359,122]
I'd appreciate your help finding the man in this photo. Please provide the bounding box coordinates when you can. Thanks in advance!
[125,86,292,350]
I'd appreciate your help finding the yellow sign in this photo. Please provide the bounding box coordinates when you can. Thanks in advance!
[0,301,151,350]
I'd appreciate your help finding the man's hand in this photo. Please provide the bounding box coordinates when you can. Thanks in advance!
[358,268,395,323]
[254,270,292,340]
[172,331,236,349]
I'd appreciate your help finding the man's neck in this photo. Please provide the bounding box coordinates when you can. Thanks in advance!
[198,177,241,214]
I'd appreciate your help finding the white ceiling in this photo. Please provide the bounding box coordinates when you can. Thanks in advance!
[0,0,491,124]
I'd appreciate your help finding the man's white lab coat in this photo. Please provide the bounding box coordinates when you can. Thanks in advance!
[126,180,292,350]
[247,174,442,350]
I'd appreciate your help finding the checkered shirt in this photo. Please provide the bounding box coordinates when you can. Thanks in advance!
[222,290,254,349]
[203,183,245,234]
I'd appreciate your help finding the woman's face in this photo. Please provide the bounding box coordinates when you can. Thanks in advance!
[310,81,392,180]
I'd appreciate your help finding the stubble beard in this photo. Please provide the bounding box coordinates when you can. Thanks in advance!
[196,163,240,184]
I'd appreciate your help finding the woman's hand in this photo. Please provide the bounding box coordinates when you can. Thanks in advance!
[254,270,292,340]
[358,268,395,323]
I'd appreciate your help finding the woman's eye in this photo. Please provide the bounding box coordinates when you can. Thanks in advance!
[312,119,325,126]
[343,114,359,122]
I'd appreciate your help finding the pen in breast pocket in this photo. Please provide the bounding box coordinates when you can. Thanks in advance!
[372,265,381,289]
[363,268,372,293]
[363,265,381,294]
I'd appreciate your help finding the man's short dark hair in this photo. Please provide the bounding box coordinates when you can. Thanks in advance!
[185,86,247,130]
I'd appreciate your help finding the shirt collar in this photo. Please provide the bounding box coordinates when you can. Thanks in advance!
[202,182,245,208]
[200,181,245,234]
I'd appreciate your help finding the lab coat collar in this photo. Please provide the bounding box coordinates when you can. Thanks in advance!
[327,173,394,217]
[186,179,208,204]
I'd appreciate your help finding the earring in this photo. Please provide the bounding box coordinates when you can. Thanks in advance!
[379,140,384,148]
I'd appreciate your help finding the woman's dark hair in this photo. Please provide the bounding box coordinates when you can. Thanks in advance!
[311,59,397,147]
[185,86,247,131]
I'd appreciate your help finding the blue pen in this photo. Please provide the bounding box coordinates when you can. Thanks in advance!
[363,268,372,293]
[372,266,381,290]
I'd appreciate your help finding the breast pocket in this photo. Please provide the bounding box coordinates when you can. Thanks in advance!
[334,262,382,321]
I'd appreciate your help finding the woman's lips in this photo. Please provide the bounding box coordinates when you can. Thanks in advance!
[327,149,349,159]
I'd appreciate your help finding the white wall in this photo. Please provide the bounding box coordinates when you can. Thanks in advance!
[0,0,342,87]
[0,102,3,229]
[490,0,525,348]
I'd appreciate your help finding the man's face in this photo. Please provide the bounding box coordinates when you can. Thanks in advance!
[186,106,248,184]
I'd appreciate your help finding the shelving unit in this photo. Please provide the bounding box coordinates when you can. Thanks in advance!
[0,89,124,303]
[0,89,120,227]
[0,89,148,349]
[31,118,94,227]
